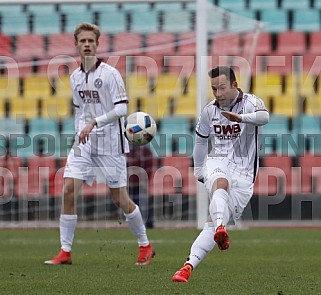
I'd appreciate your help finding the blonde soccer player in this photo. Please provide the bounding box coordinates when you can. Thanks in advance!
[45,23,155,266]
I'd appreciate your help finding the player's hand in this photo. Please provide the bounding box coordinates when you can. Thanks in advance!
[79,121,96,144]
[221,111,242,122]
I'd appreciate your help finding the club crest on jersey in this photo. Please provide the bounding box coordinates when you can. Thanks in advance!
[94,78,103,89]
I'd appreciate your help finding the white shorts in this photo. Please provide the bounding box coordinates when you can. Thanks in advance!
[204,157,254,220]
[64,144,127,188]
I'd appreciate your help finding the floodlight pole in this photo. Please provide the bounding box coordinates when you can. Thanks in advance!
[196,0,209,229]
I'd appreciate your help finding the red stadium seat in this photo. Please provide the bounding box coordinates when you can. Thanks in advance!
[176,32,196,56]
[47,33,78,57]
[0,34,11,55]
[145,32,176,55]
[22,156,57,198]
[298,153,321,194]
[0,155,22,197]
[262,155,299,195]
[276,31,306,55]
[211,33,240,56]
[15,34,46,60]
[112,32,143,53]
[308,31,321,55]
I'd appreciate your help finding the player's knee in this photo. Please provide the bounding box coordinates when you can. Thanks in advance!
[212,178,228,192]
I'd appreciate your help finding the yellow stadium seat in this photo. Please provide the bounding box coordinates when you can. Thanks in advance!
[271,93,298,117]
[23,75,52,98]
[42,97,71,119]
[253,73,283,100]
[0,76,19,99]
[153,73,182,98]
[10,97,39,119]
[126,74,150,99]
[53,74,71,98]
[304,95,321,116]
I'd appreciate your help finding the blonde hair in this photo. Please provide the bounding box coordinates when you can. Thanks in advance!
[74,22,101,42]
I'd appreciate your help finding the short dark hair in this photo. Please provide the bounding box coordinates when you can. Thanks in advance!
[208,66,236,84]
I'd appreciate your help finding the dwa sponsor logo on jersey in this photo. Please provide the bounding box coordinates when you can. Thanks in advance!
[78,90,101,103]
[214,124,241,140]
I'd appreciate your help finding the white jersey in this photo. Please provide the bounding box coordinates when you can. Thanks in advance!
[195,89,268,182]
[70,60,129,156]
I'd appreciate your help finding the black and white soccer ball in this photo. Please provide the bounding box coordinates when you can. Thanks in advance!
[124,112,157,146]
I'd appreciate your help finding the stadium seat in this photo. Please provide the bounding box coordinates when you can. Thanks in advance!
[145,32,176,55]
[0,155,23,197]
[33,12,61,35]
[281,0,310,9]
[292,9,320,32]
[26,3,57,14]
[1,12,29,35]
[218,0,246,11]
[64,12,94,34]
[15,34,45,60]
[298,153,321,193]
[162,156,195,196]
[23,75,51,98]
[47,33,77,57]
[211,33,240,56]
[10,97,40,119]
[130,10,159,34]
[99,11,127,34]
[308,31,321,54]
[153,2,183,11]
[314,0,321,8]
[42,97,71,119]
[276,31,306,55]
[253,73,283,99]
[260,9,289,32]
[90,3,119,12]
[291,114,321,156]
[58,3,89,14]
[0,75,19,100]
[260,114,290,156]
[176,32,196,56]
[249,0,278,10]
[0,34,11,55]
[262,155,298,195]
[112,32,143,53]
[162,10,192,33]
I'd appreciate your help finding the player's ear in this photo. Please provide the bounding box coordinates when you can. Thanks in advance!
[232,81,238,88]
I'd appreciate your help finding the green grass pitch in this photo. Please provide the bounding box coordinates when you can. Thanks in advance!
[0,228,321,295]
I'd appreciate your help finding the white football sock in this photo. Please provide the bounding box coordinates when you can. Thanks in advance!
[209,188,230,228]
[186,222,215,269]
[124,205,149,247]
[60,214,77,252]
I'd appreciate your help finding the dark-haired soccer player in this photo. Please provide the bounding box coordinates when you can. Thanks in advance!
[173,66,269,282]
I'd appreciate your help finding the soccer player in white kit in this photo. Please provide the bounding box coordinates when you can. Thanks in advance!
[172,66,269,282]
[45,23,155,266]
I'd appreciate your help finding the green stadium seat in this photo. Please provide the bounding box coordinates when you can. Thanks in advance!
[249,0,278,10]
[26,3,57,14]
[0,4,24,15]
[315,0,321,8]
[121,2,151,11]
[292,9,320,32]
[218,0,246,11]
[162,10,192,33]
[90,3,119,12]
[33,12,61,35]
[130,11,159,33]
[153,2,183,11]
[261,114,290,156]
[261,9,289,32]
[99,11,127,34]
[281,0,310,9]
[58,3,89,14]
[64,12,94,33]
[1,12,29,35]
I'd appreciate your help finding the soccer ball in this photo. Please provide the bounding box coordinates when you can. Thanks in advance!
[124,112,157,146]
